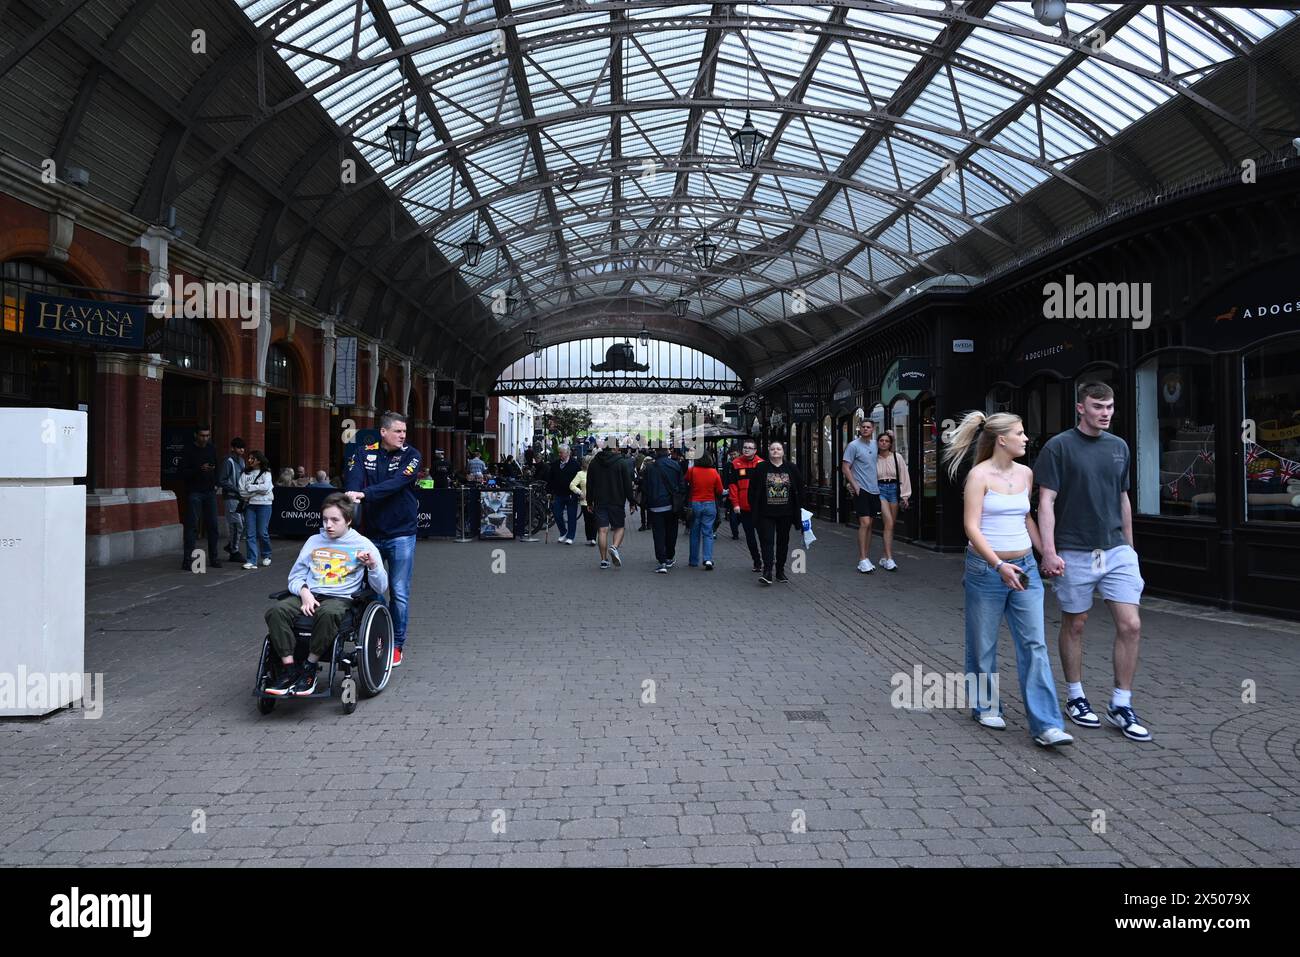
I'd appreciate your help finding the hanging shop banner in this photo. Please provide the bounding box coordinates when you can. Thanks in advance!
[434,379,455,428]
[829,377,856,416]
[480,491,514,539]
[22,293,147,349]
[881,359,926,403]
[471,394,487,434]
[898,357,932,392]
[455,389,472,431]
[1186,255,1300,352]
[335,337,358,405]
[790,394,818,422]
[1008,322,1086,384]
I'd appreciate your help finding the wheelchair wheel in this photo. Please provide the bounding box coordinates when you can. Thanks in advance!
[355,602,394,697]
[254,637,276,714]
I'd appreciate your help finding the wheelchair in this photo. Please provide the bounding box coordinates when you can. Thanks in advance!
[253,582,394,715]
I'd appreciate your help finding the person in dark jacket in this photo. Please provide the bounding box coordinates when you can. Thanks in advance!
[749,439,805,585]
[639,449,685,573]
[547,443,582,543]
[180,424,223,571]
[585,438,638,569]
[344,410,422,666]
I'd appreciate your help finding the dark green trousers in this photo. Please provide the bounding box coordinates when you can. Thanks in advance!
[265,594,350,659]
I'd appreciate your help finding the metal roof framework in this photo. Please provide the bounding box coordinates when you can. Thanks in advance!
[6,2,1299,384]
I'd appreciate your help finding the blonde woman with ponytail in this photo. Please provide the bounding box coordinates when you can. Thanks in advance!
[943,411,1073,748]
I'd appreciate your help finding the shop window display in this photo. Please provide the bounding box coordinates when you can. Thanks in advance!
[1243,339,1300,524]
[1135,354,1215,519]
[820,415,833,485]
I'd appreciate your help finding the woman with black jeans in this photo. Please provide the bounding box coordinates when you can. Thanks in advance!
[749,440,804,585]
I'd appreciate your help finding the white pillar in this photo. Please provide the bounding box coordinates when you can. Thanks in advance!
[400,358,412,416]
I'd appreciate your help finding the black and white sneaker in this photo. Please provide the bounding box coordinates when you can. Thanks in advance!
[775,572,790,583]
[609,546,622,567]
[1106,705,1153,742]
[265,663,301,696]
[291,662,319,697]
[665,559,675,569]
[1065,696,1101,728]
[758,573,773,585]
[656,563,668,574]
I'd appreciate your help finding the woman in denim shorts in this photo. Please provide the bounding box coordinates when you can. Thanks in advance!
[874,431,912,571]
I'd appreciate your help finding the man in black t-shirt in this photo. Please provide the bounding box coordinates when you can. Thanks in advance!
[180,424,223,571]
[1037,381,1151,743]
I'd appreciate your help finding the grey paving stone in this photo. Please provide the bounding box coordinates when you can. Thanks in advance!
[1,528,1292,870]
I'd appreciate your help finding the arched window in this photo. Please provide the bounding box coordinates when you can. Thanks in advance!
[163,316,217,374]
[891,398,911,466]
[2,261,74,333]
[820,415,833,485]
[265,344,293,391]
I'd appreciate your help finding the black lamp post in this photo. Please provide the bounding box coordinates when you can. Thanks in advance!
[385,109,419,166]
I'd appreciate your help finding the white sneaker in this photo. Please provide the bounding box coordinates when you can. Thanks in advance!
[564,538,574,544]
[1034,727,1075,748]
[975,712,1006,730]
[609,546,621,567]
[879,557,897,571]
[261,557,271,566]
[857,558,875,574]
[242,562,256,570]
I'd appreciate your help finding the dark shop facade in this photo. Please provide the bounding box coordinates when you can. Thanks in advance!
[756,167,1300,620]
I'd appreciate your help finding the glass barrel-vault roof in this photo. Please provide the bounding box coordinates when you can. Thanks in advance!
[236,1,1299,344]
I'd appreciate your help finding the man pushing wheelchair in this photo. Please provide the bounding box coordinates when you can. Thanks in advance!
[263,492,388,697]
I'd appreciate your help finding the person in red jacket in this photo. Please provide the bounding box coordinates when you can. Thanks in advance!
[687,452,724,568]
[728,438,765,573]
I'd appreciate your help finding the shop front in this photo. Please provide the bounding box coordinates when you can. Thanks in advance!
[1132,257,1300,619]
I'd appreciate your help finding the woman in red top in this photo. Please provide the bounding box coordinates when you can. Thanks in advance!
[687,453,724,569]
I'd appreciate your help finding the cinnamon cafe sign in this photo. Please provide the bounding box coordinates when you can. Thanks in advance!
[23,293,147,349]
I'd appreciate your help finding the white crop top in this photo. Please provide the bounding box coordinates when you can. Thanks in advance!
[980,488,1031,551]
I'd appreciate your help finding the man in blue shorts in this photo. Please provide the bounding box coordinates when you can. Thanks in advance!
[1037,382,1152,742]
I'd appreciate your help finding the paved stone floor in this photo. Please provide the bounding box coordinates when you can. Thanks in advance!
[2,517,1298,868]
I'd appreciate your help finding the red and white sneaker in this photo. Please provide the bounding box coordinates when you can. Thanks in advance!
[391,647,403,667]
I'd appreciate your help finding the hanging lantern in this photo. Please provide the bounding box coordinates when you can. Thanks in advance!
[638,324,649,347]
[385,110,420,166]
[672,297,690,319]
[730,111,767,170]
[693,233,718,269]
[460,231,485,268]
[523,326,539,351]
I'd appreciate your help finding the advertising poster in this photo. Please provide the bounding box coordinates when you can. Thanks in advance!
[479,490,514,539]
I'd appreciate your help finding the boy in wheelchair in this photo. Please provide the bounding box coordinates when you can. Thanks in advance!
[264,492,388,696]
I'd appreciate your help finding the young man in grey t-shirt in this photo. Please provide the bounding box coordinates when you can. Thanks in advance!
[1037,381,1152,742]
[842,420,882,573]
